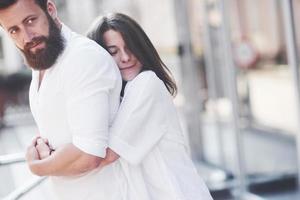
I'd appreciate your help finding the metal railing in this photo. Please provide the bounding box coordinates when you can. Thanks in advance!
[0,153,25,165]
[0,153,46,200]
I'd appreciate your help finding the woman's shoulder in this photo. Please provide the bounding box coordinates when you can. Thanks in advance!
[130,70,162,86]
[125,70,165,97]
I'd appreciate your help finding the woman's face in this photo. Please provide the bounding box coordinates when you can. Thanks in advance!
[103,29,142,81]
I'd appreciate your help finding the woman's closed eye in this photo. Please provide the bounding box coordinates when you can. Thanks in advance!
[107,47,118,55]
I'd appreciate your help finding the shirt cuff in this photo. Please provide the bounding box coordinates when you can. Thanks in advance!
[109,136,141,165]
[73,136,107,158]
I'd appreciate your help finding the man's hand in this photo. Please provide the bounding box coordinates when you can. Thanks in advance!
[36,138,52,159]
[26,136,53,161]
[25,137,40,162]
[26,145,39,162]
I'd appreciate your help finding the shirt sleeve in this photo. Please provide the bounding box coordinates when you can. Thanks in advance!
[109,71,168,165]
[63,47,119,158]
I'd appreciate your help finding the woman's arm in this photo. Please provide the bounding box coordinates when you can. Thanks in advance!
[109,72,167,165]
[98,148,120,169]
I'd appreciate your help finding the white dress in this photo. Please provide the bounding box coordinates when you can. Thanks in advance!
[109,71,213,200]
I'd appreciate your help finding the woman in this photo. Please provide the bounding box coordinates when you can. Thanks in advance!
[86,13,213,200]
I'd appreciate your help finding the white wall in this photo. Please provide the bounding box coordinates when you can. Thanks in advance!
[0,30,23,74]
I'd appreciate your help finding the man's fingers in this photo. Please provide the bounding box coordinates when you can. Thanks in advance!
[43,138,49,145]
[26,145,35,152]
[26,145,40,161]
[31,136,41,146]
[37,138,44,145]
[36,138,50,145]
[36,142,52,160]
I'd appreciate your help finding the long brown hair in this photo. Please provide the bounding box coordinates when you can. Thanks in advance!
[87,13,177,96]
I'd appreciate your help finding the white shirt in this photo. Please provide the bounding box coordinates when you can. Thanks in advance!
[109,71,213,200]
[29,25,126,200]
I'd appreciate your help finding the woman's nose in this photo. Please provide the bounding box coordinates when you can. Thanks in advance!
[120,50,130,62]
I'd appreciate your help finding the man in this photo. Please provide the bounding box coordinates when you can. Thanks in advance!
[0,0,126,199]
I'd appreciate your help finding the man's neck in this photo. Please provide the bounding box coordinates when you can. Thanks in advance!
[38,70,46,90]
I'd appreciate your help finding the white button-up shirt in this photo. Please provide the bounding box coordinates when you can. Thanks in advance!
[29,25,126,200]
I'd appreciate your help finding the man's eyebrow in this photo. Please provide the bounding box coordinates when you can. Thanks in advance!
[7,15,35,32]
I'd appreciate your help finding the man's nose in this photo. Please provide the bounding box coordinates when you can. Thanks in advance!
[22,28,35,45]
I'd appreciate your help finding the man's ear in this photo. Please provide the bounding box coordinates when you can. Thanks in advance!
[47,1,58,19]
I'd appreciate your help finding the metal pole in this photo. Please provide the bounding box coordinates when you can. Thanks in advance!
[282,0,300,188]
[201,0,226,167]
[219,0,247,197]
[173,0,204,161]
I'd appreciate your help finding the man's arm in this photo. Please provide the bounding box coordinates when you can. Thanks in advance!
[26,142,103,176]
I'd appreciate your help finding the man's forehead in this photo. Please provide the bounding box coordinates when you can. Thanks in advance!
[0,0,42,29]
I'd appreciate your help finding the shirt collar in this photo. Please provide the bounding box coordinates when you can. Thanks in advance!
[61,23,73,43]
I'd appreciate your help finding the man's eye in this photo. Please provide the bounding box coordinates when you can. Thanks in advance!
[27,18,36,24]
[10,29,17,35]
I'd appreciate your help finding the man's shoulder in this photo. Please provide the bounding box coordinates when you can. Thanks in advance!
[61,32,112,68]
[58,26,119,81]
[61,25,106,57]
[60,32,120,81]
[68,33,108,57]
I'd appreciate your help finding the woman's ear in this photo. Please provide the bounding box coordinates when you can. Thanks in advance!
[47,1,58,20]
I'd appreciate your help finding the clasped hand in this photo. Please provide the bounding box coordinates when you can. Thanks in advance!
[26,136,53,162]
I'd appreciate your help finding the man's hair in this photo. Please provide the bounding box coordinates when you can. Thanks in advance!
[0,0,48,11]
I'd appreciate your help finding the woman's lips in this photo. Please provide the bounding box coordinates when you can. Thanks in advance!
[120,65,134,70]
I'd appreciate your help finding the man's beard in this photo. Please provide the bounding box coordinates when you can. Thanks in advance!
[21,14,65,70]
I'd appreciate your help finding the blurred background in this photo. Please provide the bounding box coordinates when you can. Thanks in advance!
[1,0,300,199]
